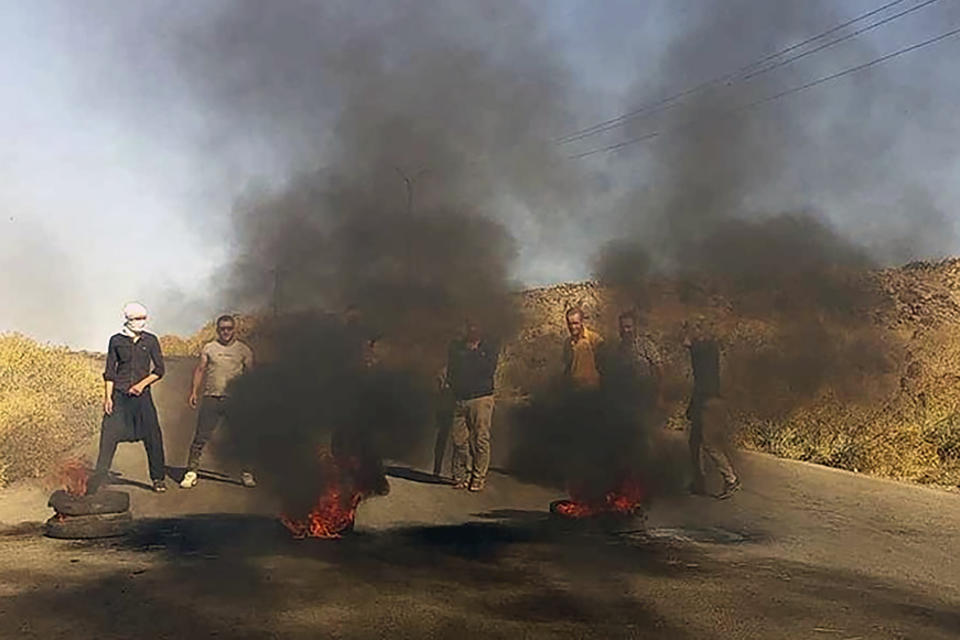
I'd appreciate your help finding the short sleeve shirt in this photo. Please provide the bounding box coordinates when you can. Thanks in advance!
[201,340,254,397]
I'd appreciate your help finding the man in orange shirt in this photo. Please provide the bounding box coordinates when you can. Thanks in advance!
[562,306,604,389]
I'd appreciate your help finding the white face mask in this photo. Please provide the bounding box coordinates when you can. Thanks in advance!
[125,318,147,333]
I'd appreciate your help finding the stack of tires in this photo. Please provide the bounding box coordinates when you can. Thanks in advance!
[44,490,133,539]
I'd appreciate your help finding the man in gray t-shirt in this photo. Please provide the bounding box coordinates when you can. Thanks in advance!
[180,314,255,489]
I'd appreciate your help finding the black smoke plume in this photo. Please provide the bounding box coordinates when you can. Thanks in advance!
[223,313,433,518]
[150,0,588,515]
[592,0,942,420]
[511,1,953,497]
[105,0,957,507]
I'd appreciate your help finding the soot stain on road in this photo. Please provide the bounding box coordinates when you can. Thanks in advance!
[1,513,959,638]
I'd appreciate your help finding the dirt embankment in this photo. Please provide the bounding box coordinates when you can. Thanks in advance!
[504,260,960,485]
[157,258,960,486]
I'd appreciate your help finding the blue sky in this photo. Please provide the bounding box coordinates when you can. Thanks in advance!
[3,0,960,349]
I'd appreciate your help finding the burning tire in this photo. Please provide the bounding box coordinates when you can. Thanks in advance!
[549,499,646,533]
[44,511,134,539]
[48,489,129,517]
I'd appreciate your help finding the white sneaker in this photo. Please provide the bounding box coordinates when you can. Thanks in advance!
[240,471,257,488]
[180,470,198,488]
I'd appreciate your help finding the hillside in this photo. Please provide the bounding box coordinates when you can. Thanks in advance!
[163,259,960,486]
[504,259,960,485]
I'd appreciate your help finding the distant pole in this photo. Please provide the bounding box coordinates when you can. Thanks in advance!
[271,267,281,317]
[394,167,429,215]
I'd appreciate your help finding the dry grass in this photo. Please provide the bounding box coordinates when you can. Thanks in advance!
[738,374,960,485]
[0,334,102,487]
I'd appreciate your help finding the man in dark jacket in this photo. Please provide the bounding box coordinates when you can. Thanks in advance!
[444,320,499,492]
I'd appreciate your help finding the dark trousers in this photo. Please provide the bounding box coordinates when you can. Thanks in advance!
[433,391,455,476]
[187,396,230,471]
[95,389,166,482]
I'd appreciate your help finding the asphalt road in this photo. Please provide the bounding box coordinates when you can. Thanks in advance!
[1,358,959,638]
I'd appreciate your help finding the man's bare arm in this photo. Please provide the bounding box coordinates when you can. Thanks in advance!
[437,365,448,391]
[129,373,160,396]
[188,352,208,407]
[103,380,114,415]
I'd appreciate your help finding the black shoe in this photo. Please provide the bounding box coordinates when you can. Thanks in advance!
[86,473,107,496]
[153,479,167,493]
[372,475,390,497]
[688,482,708,496]
[716,479,741,500]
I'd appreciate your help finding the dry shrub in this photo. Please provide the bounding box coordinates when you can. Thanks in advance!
[736,355,960,484]
[0,334,101,486]
[156,334,194,357]
[159,314,261,357]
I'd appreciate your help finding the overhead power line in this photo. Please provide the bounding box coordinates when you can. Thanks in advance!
[569,24,960,160]
[740,0,944,82]
[557,0,916,144]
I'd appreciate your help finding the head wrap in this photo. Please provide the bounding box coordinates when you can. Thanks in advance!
[121,302,148,336]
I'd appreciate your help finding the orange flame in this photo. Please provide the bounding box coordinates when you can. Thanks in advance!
[552,477,647,519]
[279,450,365,539]
[280,487,362,539]
[53,458,90,497]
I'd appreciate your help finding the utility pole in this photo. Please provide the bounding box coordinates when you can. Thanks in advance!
[271,267,282,317]
[394,167,429,215]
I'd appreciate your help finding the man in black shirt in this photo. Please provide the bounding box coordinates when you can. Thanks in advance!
[91,302,168,493]
[444,320,499,492]
[684,317,740,499]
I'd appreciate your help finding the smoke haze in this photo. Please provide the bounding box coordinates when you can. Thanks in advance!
[161,1,955,504]
[15,0,958,504]
[145,0,592,510]
[4,1,960,347]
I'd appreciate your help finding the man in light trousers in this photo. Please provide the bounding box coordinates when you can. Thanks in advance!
[684,317,741,500]
[444,320,499,492]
